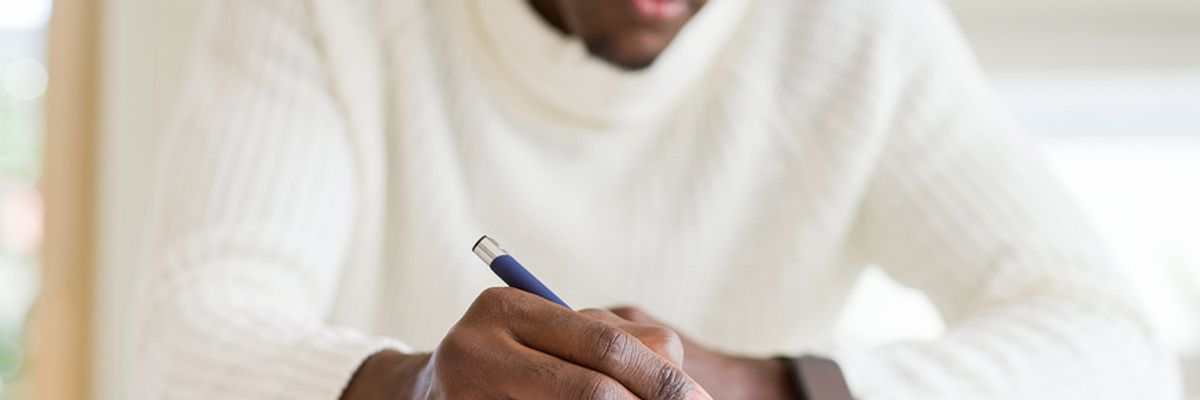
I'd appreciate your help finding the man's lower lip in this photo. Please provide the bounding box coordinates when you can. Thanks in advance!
[631,0,689,21]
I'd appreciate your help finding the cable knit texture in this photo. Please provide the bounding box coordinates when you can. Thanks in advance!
[139,0,1180,398]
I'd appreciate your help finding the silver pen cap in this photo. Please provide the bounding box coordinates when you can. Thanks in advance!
[472,236,508,265]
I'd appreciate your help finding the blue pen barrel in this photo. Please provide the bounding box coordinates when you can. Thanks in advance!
[489,255,572,309]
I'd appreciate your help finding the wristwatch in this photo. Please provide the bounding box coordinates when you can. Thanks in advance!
[780,355,854,400]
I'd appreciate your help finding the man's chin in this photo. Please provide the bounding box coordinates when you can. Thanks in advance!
[583,35,669,71]
[602,53,660,71]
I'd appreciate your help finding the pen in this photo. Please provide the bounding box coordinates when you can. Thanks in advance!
[472,235,572,309]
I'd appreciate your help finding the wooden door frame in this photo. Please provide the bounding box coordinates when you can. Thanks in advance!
[33,0,101,398]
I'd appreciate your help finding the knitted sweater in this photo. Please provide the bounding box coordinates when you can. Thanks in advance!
[138,0,1180,398]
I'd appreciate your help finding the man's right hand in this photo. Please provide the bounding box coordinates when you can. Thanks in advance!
[341,287,712,399]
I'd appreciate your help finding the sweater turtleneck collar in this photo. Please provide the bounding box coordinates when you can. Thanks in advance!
[462,0,749,128]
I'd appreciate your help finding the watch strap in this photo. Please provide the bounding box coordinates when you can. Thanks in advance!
[779,355,853,400]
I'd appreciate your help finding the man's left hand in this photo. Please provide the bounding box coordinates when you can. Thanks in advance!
[609,307,798,400]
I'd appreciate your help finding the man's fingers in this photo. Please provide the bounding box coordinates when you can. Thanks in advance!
[609,306,713,363]
[610,306,660,324]
[516,312,703,399]
[470,289,710,400]
[501,344,639,400]
[580,309,684,366]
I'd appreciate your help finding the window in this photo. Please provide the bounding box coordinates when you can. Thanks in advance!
[0,0,51,397]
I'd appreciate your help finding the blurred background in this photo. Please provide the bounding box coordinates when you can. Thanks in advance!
[0,0,1197,398]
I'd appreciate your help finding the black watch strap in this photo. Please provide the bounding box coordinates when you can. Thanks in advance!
[779,355,853,400]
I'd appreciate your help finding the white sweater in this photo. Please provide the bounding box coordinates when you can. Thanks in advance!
[139,0,1181,398]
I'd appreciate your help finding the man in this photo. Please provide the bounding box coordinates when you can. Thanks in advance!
[139,0,1179,398]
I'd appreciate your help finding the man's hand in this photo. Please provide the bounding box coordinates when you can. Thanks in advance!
[610,307,798,400]
[341,288,712,399]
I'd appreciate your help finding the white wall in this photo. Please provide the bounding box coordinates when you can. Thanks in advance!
[945,0,1200,72]
[944,0,1200,21]
[95,0,202,398]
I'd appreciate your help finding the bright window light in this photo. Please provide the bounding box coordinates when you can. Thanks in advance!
[0,0,52,30]
[2,59,48,101]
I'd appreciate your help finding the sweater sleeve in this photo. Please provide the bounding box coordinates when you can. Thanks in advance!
[137,0,406,398]
[832,1,1181,398]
